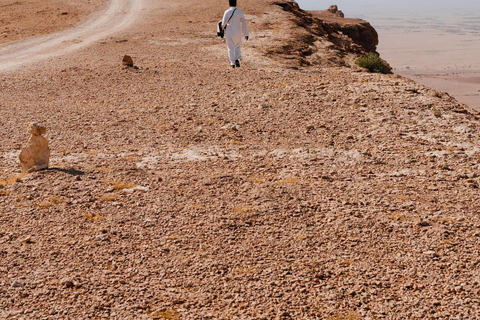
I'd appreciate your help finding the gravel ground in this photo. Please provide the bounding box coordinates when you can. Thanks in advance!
[0,0,107,45]
[1,0,480,319]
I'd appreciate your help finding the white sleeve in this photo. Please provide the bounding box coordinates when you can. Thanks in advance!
[221,11,228,29]
[241,13,249,37]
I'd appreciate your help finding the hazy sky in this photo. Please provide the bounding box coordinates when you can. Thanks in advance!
[295,0,480,11]
[295,0,480,18]
[294,0,480,71]
[295,0,480,31]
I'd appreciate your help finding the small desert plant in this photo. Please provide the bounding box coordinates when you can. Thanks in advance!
[106,181,136,191]
[100,194,118,202]
[83,150,98,155]
[228,140,244,146]
[56,149,71,154]
[84,213,103,222]
[94,166,111,173]
[355,53,391,74]
[327,313,361,320]
[233,267,259,274]
[276,176,301,184]
[147,309,180,320]
[247,177,267,183]
[1,173,27,186]
[232,206,254,214]
[38,196,64,208]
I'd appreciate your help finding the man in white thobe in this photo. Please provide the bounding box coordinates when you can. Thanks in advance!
[222,0,249,68]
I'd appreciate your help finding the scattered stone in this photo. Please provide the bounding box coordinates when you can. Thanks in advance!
[433,106,442,118]
[7,310,24,317]
[60,278,75,288]
[134,186,149,192]
[122,55,134,67]
[221,123,240,131]
[123,185,150,193]
[418,221,432,227]
[96,233,109,241]
[19,123,50,173]
[321,175,334,182]
[20,235,33,244]
[11,280,24,288]
[123,188,135,194]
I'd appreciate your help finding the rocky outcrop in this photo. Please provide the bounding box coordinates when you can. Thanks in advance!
[327,5,344,18]
[311,4,378,53]
[334,20,378,52]
[19,123,50,173]
[260,0,382,68]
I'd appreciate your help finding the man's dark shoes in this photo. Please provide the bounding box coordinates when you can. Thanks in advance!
[231,65,236,68]
[235,60,240,67]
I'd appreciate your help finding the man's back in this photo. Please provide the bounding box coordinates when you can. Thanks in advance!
[222,7,249,37]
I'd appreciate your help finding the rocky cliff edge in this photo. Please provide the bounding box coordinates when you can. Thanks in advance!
[257,0,381,68]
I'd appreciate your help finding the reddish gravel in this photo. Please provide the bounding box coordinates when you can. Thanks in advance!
[0,0,107,45]
[1,1,480,319]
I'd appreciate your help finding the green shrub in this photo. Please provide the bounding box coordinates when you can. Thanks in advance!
[355,53,391,74]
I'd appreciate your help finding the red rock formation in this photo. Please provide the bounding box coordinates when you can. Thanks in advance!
[327,5,344,17]
[327,18,379,52]
[266,0,382,67]
[311,4,378,53]
[328,5,338,13]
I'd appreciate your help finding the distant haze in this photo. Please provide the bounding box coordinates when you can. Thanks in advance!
[295,0,480,29]
[295,0,480,15]
[295,0,480,67]
[296,0,480,109]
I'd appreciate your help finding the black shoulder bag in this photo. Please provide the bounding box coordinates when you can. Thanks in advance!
[217,9,237,38]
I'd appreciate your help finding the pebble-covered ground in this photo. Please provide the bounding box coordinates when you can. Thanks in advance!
[0,0,107,45]
[1,0,479,319]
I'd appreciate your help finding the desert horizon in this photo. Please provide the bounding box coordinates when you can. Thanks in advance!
[296,0,480,110]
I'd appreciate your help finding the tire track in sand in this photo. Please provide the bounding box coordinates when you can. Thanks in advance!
[0,0,144,72]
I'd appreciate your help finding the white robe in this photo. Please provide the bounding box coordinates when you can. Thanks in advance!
[222,7,249,65]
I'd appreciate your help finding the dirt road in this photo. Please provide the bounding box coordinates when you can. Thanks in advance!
[0,0,144,72]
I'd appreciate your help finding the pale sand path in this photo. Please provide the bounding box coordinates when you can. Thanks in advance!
[0,0,144,72]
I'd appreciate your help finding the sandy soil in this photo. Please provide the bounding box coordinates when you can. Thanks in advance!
[0,0,144,72]
[0,0,107,45]
[1,0,480,319]
[377,28,480,111]
[397,69,480,112]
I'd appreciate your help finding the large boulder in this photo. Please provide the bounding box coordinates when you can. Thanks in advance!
[122,55,134,67]
[327,5,344,17]
[339,21,378,52]
[328,5,338,13]
[311,5,379,52]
